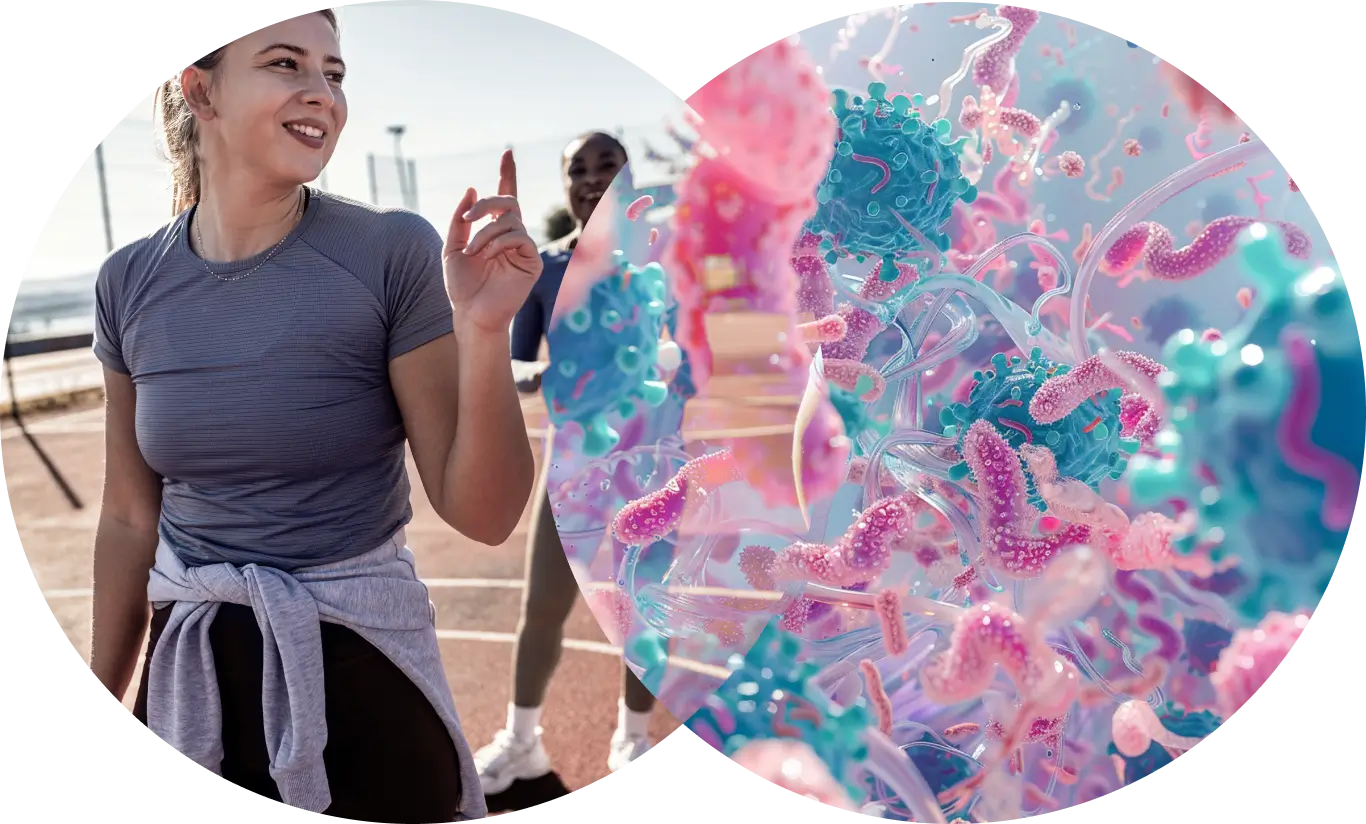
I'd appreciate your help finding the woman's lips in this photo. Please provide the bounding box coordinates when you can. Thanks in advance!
[284,123,326,150]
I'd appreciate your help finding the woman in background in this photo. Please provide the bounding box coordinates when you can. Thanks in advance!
[474,131,660,795]
[88,11,539,821]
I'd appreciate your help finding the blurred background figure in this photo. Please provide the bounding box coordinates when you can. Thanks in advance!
[474,133,660,797]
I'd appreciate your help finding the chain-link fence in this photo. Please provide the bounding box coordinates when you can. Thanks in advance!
[11,117,693,339]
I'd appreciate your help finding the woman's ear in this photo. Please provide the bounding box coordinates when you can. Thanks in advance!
[180,66,215,120]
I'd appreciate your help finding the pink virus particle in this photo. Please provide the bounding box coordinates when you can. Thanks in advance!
[1210,611,1310,717]
[612,450,740,545]
[875,589,909,655]
[770,493,921,588]
[1289,177,1299,193]
[1057,151,1085,178]
[960,421,1092,578]
[1103,216,1312,280]
[1237,287,1254,309]
[860,659,894,734]
[1123,138,1142,157]
[797,313,848,344]
[1030,350,1164,434]
[625,195,653,221]
[972,6,1041,95]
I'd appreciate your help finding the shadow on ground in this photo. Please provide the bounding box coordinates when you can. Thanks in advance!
[484,772,572,814]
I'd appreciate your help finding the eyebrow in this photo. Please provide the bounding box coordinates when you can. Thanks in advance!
[255,42,346,71]
[567,147,621,166]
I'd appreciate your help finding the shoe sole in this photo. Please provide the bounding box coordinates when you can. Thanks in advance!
[479,762,553,795]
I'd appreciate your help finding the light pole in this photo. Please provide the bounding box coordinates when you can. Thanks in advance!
[94,143,114,252]
[387,125,409,209]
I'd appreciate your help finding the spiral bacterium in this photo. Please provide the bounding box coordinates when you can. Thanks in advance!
[542,11,1358,821]
[1103,216,1312,280]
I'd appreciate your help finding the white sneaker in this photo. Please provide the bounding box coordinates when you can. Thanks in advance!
[607,729,652,772]
[474,728,552,795]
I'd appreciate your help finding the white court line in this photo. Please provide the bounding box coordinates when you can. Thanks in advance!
[423,578,524,589]
[2,422,107,439]
[42,588,619,656]
[435,628,618,656]
[42,588,96,599]
[41,586,725,669]
[42,577,528,600]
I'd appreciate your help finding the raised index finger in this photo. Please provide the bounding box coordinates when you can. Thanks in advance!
[444,187,476,255]
[498,148,517,198]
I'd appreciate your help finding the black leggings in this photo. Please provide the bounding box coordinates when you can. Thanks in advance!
[513,486,656,712]
[134,603,463,823]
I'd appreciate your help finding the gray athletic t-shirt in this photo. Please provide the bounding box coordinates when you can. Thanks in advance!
[93,189,454,571]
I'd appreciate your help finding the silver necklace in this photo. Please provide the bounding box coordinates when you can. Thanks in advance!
[194,189,306,282]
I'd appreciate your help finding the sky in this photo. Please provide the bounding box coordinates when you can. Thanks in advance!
[22,0,687,282]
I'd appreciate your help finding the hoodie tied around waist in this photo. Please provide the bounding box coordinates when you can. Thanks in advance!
[143,529,486,819]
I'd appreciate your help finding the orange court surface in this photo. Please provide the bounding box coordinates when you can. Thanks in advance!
[1,355,682,807]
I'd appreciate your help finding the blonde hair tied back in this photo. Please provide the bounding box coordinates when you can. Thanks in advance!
[153,9,339,215]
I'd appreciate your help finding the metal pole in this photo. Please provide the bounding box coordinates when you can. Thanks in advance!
[318,167,330,191]
[94,143,114,253]
[367,153,378,204]
[406,159,419,212]
[388,125,408,209]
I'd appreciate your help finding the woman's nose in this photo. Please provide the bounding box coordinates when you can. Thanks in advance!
[300,71,337,107]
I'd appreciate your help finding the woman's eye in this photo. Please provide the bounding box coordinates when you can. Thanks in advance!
[327,72,346,84]
[270,57,298,69]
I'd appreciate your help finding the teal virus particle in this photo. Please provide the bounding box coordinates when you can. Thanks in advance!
[544,253,672,456]
[1126,226,1364,618]
[828,383,890,456]
[805,81,978,280]
[686,618,873,799]
[940,349,1135,508]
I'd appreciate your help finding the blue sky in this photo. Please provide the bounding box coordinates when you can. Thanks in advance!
[23,0,685,281]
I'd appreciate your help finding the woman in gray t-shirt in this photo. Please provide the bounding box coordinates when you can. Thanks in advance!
[87,12,538,821]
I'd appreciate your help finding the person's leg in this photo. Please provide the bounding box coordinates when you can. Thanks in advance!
[510,488,580,711]
[622,666,656,713]
[317,621,463,823]
[607,666,658,771]
[134,603,282,802]
[474,483,579,794]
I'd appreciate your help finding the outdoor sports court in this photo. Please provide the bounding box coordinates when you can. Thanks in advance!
[3,386,681,805]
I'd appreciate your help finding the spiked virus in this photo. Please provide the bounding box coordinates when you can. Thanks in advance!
[686,619,874,799]
[806,81,977,279]
[940,349,1135,508]
[543,253,672,456]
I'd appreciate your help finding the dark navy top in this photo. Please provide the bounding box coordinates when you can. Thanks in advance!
[510,236,573,361]
[93,189,455,570]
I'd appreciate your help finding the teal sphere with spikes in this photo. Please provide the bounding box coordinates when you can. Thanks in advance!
[805,81,977,280]
[940,348,1134,509]
[544,253,672,457]
[685,619,873,800]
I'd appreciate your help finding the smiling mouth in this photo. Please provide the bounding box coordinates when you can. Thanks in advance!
[282,122,325,139]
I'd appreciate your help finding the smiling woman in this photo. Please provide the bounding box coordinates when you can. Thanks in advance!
[156,10,348,216]
[88,10,542,822]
